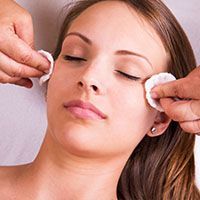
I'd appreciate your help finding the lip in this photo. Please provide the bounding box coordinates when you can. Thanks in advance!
[63,100,107,120]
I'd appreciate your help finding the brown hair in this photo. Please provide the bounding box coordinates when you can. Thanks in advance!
[53,0,200,199]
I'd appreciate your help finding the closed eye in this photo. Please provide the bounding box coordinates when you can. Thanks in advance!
[115,70,141,81]
[63,55,87,62]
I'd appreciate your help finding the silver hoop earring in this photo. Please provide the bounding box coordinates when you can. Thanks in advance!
[151,127,156,134]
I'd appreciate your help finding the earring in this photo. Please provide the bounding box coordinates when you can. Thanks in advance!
[151,127,156,134]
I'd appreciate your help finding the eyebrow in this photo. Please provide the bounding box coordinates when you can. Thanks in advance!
[65,32,153,68]
[66,32,93,46]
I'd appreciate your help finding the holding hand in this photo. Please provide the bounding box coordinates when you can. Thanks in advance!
[151,67,200,134]
[0,0,50,88]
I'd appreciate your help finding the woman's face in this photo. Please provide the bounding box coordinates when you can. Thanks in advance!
[46,1,168,158]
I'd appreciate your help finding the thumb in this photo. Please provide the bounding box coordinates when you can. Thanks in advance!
[160,98,175,112]
[15,15,35,49]
[159,98,178,121]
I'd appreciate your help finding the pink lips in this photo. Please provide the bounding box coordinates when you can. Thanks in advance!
[63,100,107,120]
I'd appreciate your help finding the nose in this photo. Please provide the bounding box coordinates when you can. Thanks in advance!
[77,69,106,96]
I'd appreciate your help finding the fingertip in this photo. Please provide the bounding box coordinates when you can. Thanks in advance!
[150,91,159,99]
[37,53,51,71]
[14,78,33,88]
[150,85,162,98]
[24,82,33,88]
[151,84,166,99]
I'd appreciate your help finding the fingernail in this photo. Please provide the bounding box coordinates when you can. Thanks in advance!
[43,60,50,69]
[150,92,158,99]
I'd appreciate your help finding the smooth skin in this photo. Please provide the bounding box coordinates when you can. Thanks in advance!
[0,0,200,133]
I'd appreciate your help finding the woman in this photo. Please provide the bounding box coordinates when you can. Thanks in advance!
[0,0,199,199]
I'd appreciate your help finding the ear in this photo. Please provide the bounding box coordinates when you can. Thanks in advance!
[147,112,171,137]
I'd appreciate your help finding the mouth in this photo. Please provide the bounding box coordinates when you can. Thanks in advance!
[63,100,107,120]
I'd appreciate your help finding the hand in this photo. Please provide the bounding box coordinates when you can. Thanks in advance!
[0,0,50,88]
[151,67,200,134]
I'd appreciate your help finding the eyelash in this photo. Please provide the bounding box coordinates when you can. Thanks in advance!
[63,55,141,81]
[63,55,86,62]
[115,70,141,81]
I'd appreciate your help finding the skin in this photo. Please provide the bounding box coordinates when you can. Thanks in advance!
[0,0,50,88]
[0,1,179,200]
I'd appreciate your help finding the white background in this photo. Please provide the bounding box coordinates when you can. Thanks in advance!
[0,0,199,188]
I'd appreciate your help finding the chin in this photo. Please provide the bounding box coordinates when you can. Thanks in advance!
[55,123,108,158]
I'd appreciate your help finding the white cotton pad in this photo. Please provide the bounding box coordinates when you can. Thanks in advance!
[38,50,54,85]
[144,72,176,112]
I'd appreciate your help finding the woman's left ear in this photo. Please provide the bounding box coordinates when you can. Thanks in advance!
[147,112,171,137]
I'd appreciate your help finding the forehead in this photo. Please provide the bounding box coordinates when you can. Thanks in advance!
[66,0,169,73]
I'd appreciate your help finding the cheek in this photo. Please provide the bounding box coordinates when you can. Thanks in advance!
[110,83,155,137]
[106,83,156,153]
[47,61,78,104]
[46,64,74,130]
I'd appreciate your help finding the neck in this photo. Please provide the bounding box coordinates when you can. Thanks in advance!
[20,131,128,200]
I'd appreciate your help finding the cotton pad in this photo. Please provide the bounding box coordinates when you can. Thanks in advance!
[38,50,54,85]
[145,72,176,112]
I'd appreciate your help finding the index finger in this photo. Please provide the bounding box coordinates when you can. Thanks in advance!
[0,33,50,72]
[151,77,200,100]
